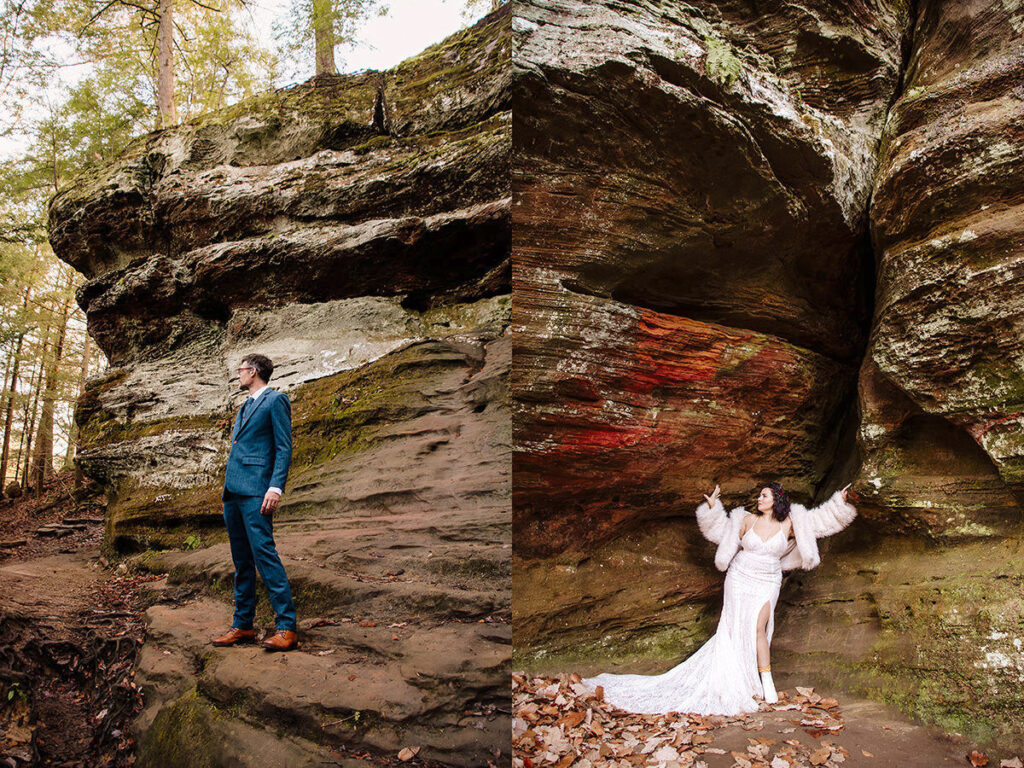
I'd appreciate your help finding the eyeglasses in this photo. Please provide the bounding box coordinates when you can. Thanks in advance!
[236,366,255,373]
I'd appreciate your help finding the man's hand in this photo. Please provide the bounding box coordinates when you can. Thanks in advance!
[261,489,281,516]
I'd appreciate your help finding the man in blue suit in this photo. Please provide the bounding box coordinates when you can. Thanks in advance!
[212,354,299,652]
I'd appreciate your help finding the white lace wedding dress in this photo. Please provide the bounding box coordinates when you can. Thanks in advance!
[582,488,858,716]
[584,526,789,715]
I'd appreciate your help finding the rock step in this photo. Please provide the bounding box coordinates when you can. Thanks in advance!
[61,516,104,525]
[138,599,508,767]
[150,547,502,622]
[35,523,89,537]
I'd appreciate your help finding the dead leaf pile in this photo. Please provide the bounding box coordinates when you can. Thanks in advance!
[513,674,854,768]
[968,753,1024,768]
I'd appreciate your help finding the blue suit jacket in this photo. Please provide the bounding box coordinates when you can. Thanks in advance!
[222,389,293,500]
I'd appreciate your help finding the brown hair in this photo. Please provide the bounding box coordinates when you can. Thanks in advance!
[241,354,274,383]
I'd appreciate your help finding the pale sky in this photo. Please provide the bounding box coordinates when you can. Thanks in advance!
[241,0,484,84]
[0,0,483,159]
[296,0,481,76]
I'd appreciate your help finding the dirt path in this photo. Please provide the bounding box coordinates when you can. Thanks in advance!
[513,673,1024,768]
[0,472,155,768]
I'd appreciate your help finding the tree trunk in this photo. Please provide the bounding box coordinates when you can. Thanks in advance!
[19,335,47,489]
[156,0,177,127]
[312,0,338,76]
[71,329,91,487]
[32,287,72,491]
[0,332,26,491]
[1,286,31,490]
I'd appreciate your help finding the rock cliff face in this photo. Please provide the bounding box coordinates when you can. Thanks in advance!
[513,0,1024,752]
[513,0,906,557]
[50,7,510,767]
[861,0,1024,533]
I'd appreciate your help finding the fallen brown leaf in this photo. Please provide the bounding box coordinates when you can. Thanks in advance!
[809,747,831,766]
[557,711,585,729]
[397,746,420,761]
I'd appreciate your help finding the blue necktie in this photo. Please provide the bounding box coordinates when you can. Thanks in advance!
[240,396,254,422]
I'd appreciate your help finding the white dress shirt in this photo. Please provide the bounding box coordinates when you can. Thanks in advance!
[245,385,282,496]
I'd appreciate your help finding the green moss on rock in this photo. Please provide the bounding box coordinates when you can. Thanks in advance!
[289,341,465,470]
[514,611,717,676]
[776,538,1024,754]
[138,687,219,768]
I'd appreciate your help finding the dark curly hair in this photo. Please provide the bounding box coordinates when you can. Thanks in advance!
[758,482,791,522]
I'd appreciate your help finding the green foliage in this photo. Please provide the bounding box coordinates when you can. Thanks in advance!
[704,34,743,87]
[6,681,27,702]
[272,0,387,79]
[0,1,52,139]
[39,0,280,130]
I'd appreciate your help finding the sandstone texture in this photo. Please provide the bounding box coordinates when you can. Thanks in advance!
[512,0,1024,752]
[49,7,510,766]
[861,0,1024,535]
[512,0,906,556]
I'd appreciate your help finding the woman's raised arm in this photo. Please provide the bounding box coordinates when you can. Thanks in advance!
[695,484,729,544]
[803,483,857,538]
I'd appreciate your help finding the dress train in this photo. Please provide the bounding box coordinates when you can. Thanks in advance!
[583,527,788,715]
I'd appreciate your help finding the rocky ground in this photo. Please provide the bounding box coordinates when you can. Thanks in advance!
[0,470,509,767]
[513,672,1024,768]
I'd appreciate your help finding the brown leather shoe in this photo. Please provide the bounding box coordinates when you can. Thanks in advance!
[211,627,256,647]
[262,629,298,652]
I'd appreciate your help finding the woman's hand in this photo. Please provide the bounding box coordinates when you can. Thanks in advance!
[840,482,852,502]
[703,484,721,506]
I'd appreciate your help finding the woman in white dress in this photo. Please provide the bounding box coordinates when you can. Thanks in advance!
[584,481,857,716]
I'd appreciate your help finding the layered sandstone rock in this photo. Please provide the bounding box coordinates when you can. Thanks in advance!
[50,7,510,766]
[512,0,907,657]
[512,0,908,558]
[861,0,1024,536]
[821,1,1024,749]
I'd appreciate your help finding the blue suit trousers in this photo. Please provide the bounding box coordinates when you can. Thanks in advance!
[223,490,297,632]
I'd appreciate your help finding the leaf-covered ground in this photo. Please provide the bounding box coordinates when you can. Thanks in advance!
[0,470,153,767]
[513,673,1024,768]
